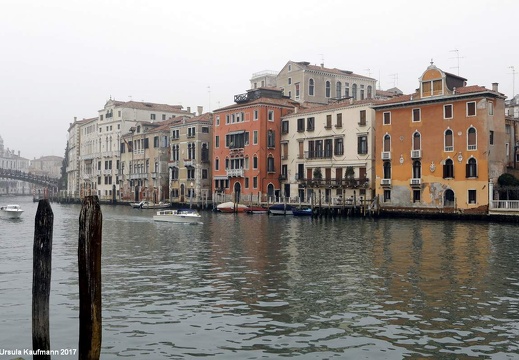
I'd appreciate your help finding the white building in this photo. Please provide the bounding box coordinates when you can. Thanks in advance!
[280,99,377,204]
[0,135,31,195]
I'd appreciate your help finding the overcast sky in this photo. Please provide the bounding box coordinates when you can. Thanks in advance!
[1,0,517,160]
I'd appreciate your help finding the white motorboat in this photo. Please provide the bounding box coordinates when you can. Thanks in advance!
[130,201,171,209]
[153,209,202,224]
[0,204,24,219]
[216,201,248,213]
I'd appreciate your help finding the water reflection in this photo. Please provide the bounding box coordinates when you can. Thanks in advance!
[0,198,518,359]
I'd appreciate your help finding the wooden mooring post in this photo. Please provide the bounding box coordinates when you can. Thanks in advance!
[78,195,102,360]
[32,199,54,360]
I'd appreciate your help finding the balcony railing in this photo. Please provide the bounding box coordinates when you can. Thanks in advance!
[184,159,195,167]
[381,151,391,160]
[298,178,370,188]
[381,178,391,186]
[304,150,333,159]
[226,168,244,177]
[410,178,422,186]
[411,150,422,159]
[169,160,179,168]
[130,173,146,180]
[102,169,112,175]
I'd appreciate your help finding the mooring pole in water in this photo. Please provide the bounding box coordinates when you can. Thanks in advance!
[32,199,54,360]
[78,195,102,360]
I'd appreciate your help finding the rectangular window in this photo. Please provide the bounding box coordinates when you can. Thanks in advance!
[297,118,305,132]
[162,114,166,120]
[295,82,300,99]
[245,177,249,188]
[253,176,258,188]
[359,110,366,126]
[336,113,342,128]
[253,130,258,145]
[467,102,476,116]
[488,101,494,115]
[254,110,258,120]
[384,190,391,202]
[307,117,315,131]
[325,115,332,129]
[468,189,477,204]
[383,112,391,125]
[490,130,494,145]
[268,110,274,121]
[253,156,258,169]
[412,108,421,122]
[444,104,453,119]
[215,159,219,171]
[357,135,368,155]
[282,120,289,134]
[267,157,275,172]
[216,116,220,126]
[506,142,510,156]
[150,114,156,120]
[215,135,219,148]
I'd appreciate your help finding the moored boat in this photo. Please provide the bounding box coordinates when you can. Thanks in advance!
[0,204,24,219]
[216,201,248,213]
[130,201,171,209]
[153,209,202,223]
[268,204,294,215]
[246,206,269,214]
[292,207,313,216]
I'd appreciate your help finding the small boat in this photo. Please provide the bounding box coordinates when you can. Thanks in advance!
[268,204,293,215]
[246,206,269,214]
[216,201,248,213]
[0,204,24,219]
[153,209,202,223]
[130,201,171,209]
[292,207,313,217]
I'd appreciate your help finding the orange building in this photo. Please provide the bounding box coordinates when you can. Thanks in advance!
[373,63,507,213]
[212,88,299,202]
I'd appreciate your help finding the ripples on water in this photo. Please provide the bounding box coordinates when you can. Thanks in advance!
[1,197,518,359]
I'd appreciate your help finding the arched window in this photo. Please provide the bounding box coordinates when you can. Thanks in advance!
[445,129,454,152]
[367,85,372,99]
[352,84,358,100]
[309,79,314,96]
[413,132,421,150]
[413,160,421,179]
[383,162,391,179]
[467,127,477,150]
[443,159,454,179]
[383,134,391,152]
[325,81,331,98]
[466,158,477,178]
[336,82,342,98]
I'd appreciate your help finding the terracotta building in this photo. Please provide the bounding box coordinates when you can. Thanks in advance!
[373,63,507,213]
[212,88,299,203]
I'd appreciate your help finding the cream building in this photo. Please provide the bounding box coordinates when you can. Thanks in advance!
[169,113,213,206]
[276,60,377,105]
[0,136,31,195]
[280,99,377,204]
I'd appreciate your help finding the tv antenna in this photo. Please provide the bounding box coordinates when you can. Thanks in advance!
[389,73,398,87]
[365,68,372,77]
[450,49,465,75]
[509,66,516,96]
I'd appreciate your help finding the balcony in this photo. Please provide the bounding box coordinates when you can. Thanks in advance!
[184,159,195,167]
[229,148,244,158]
[226,168,244,177]
[411,150,422,159]
[381,178,391,186]
[410,178,422,187]
[130,173,146,180]
[151,172,158,179]
[381,151,391,160]
[169,160,179,168]
[103,169,112,175]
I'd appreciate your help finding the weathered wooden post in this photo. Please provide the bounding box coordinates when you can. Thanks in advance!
[78,195,102,360]
[32,199,54,360]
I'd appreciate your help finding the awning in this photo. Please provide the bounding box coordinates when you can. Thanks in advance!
[213,175,229,180]
[226,130,245,136]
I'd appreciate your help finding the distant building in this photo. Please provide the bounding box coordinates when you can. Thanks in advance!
[29,155,63,178]
[373,63,506,213]
[505,95,519,171]
[276,60,377,105]
[0,135,30,195]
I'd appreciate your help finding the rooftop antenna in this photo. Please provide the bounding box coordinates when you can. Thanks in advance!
[449,49,465,76]
[207,85,211,112]
[318,53,324,67]
[389,73,398,88]
[365,68,372,77]
[509,66,516,96]
[378,70,381,90]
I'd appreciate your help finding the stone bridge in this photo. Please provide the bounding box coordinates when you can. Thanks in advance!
[0,168,60,188]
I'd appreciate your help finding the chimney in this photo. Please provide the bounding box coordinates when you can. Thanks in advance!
[453,87,456,94]
[187,106,191,113]
[492,83,499,92]
[320,63,324,68]
[197,106,203,115]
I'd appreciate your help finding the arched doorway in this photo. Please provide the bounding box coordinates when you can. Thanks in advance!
[234,182,241,203]
[444,189,455,207]
[267,183,275,202]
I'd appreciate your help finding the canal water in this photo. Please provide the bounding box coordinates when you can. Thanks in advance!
[0,196,518,359]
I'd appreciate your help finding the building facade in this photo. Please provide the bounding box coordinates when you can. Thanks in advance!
[276,60,377,105]
[169,113,213,205]
[373,63,507,213]
[281,99,377,204]
[212,88,299,203]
